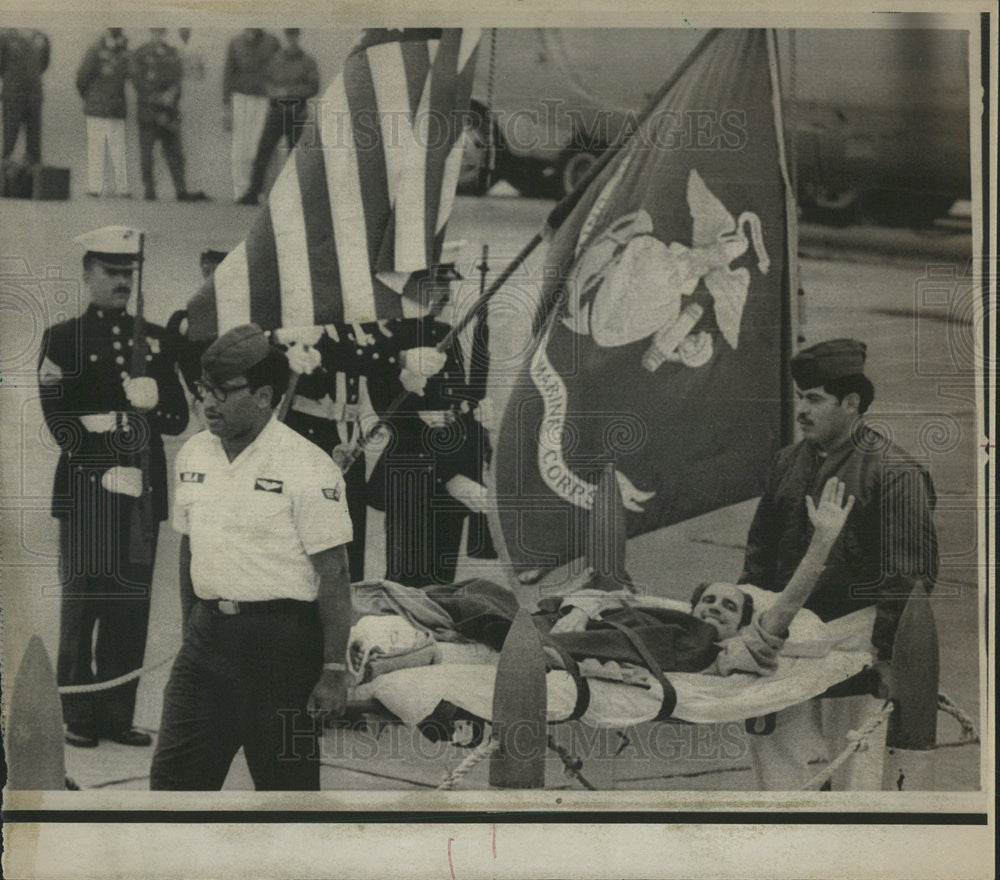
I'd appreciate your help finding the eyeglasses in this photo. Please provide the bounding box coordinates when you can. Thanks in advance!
[194,380,250,403]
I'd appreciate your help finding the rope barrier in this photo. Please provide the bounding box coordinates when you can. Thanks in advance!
[547,735,597,791]
[436,738,498,790]
[937,691,980,746]
[798,700,894,791]
[57,653,176,695]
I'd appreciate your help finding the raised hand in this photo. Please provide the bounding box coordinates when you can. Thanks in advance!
[805,477,855,544]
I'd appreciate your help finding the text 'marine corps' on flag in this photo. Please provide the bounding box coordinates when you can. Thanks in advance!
[491,29,798,578]
[186,28,480,341]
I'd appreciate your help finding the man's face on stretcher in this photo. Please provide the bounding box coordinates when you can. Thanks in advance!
[691,583,749,641]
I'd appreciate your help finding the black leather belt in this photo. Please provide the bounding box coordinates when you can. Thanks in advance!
[202,597,315,616]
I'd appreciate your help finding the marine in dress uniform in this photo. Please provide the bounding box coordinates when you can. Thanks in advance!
[236,28,319,205]
[365,316,492,588]
[738,338,939,790]
[222,28,280,200]
[38,226,189,748]
[150,325,353,791]
[0,28,50,167]
[278,316,453,583]
[129,28,206,202]
[75,29,131,196]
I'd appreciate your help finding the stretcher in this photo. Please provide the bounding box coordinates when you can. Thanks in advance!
[344,588,877,734]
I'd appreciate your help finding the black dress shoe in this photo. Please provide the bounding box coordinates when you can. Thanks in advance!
[107,728,153,747]
[65,728,99,748]
[178,190,209,202]
[235,191,258,205]
[144,190,157,201]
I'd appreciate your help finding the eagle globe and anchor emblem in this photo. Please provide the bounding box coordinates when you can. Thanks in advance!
[532,168,772,513]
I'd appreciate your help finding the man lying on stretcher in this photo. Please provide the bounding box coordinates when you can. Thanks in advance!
[547,476,854,677]
[690,476,853,675]
[345,478,855,684]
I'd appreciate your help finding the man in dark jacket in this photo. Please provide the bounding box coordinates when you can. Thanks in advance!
[0,28,50,167]
[222,28,279,200]
[76,28,131,196]
[38,225,189,748]
[236,28,319,205]
[129,28,206,202]
[738,338,938,789]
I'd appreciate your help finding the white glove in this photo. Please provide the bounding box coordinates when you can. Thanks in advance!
[473,396,496,433]
[38,356,64,386]
[124,376,159,411]
[418,410,455,429]
[445,474,489,515]
[80,413,118,433]
[285,342,322,375]
[400,347,447,397]
[101,466,143,497]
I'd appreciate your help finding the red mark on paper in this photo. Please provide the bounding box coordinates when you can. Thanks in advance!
[447,837,456,880]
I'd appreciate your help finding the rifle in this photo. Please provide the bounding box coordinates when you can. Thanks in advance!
[127,233,156,566]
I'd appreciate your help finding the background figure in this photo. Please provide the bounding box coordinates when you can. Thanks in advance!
[222,28,279,201]
[130,28,206,202]
[76,28,130,196]
[237,27,319,205]
[37,226,189,748]
[0,28,50,167]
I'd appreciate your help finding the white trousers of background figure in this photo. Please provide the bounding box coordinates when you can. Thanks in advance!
[86,117,129,195]
[746,694,887,791]
[230,92,270,199]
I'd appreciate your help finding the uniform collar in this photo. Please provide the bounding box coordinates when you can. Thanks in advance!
[86,303,128,323]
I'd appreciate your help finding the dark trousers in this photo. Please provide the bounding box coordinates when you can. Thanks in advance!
[138,118,186,197]
[57,517,155,735]
[246,98,308,197]
[2,95,42,163]
[150,600,323,791]
[383,461,466,588]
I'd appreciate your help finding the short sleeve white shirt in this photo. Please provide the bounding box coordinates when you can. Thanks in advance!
[173,417,353,601]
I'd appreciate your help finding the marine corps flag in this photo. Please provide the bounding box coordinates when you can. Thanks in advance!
[187,29,480,340]
[492,29,798,576]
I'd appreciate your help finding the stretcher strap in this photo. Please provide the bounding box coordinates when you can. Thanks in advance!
[601,619,678,719]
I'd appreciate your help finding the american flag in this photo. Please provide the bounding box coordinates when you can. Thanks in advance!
[187,28,480,340]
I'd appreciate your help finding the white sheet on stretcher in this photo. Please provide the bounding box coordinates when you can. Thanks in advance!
[352,593,877,727]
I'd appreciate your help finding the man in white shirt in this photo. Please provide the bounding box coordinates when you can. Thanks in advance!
[149,323,353,790]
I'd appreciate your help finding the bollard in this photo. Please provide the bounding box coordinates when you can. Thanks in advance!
[6,635,67,790]
[488,608,547,788]
[881,583,939,791]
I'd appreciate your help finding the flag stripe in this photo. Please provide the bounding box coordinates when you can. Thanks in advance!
[247,210,282,330]
[269,154,315,328]
[214,242,251,333]
[400,39,432,117]
[343,49,392,281]
[294,131,342,323]
[368,41,411,214]
[321,75,377,323]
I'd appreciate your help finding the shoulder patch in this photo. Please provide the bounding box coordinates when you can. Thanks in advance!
[180,471,205,483]
[322,487,342,501]
[255,477,284,493]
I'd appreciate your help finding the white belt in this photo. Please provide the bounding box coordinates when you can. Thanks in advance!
[80,412,129,433]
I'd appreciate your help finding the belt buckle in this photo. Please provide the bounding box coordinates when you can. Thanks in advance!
[217,599,240,615]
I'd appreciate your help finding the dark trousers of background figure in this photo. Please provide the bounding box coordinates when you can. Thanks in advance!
[57,517,156,737]
[150,600,323,791]
[138,119,186,198]
[2,96,42,163]
[382,460,466,589]
[246,98,308,198]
